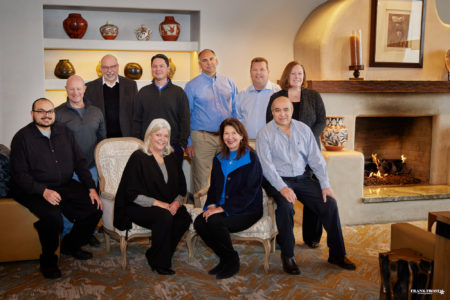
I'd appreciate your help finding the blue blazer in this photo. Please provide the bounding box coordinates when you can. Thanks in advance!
[204,150,263,216]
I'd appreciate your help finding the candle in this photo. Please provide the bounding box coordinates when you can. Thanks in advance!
[350,30,363,66]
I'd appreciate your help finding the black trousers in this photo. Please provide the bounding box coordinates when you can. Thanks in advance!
[13,180,102,258]
[302,170,323,244]
[127,204,191,269]
[194,211,262,262]
[264,175,346,258]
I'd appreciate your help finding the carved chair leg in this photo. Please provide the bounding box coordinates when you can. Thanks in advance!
[104,233,111,252]
[120,236,127,270]
[262,239,271,273]
[186,231,198,263]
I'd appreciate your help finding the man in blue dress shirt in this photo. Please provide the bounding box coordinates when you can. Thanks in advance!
[184,49,238,192]
[256,96,356,275]
[236,57,280,139]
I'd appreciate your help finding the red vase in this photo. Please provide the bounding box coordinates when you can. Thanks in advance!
[63,13,88,39]
[159,16,180,41]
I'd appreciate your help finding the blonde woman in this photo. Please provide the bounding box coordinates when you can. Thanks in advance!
[114,118,191,275]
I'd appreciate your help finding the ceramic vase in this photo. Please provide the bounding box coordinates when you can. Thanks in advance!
[168,58,176,79]
[96,61,102,78]
[99,21,118,40]
[159,16,180,41]
[54,59,75,79]
[135,25,152,41]
[124,62,143,80]
[320,116,348,151]
[63,13,88,39]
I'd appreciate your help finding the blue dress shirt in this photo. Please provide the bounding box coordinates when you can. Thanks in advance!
[184,72,238,145]
[256,119,331,191]
[235,81,280,139]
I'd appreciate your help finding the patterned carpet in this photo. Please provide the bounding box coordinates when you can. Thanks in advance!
[0,219,427,300]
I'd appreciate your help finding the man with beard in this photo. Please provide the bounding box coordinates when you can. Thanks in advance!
[10,98,103,279]
[85,54,138,137]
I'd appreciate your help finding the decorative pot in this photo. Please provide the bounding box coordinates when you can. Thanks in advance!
[168,58,176,79]
[96,61,102,78]
[99,21,118,40]
[63,13,88,39]
[135,25,152,41]
[124,62,143,80]
[54,59,75,79]
[320,116,348,151]
[159,16,180,41]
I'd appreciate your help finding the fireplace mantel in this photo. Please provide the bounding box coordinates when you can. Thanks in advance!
[307,80,450,93]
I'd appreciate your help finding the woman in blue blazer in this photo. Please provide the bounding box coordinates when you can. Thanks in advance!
[194,118,263,279]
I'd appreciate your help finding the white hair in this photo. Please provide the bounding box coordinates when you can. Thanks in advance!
[142,118,174,156]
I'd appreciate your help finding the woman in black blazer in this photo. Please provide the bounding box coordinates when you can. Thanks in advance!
[194,118,263,279]
[114,118,191,275]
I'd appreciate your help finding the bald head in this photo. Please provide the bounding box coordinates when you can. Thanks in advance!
[65,75,86,108]
[101,54,119,84]
[271,96,293,127]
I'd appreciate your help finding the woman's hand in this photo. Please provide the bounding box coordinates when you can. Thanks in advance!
[168,201,180,216]
[154,200,170,210]
[202,206,224,222]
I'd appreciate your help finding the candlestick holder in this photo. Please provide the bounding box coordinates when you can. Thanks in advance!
[349,64,364,80]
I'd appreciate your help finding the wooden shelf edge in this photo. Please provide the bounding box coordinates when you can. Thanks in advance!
[45,79,186,90]
[44,38,199,52]
[307,80,450,93]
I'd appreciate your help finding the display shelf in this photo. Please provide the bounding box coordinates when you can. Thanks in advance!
[44,38,198,52]
[307,80,450,93]
[45,79,187,91]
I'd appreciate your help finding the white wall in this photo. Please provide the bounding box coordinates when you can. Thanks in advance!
[0,0,326,146]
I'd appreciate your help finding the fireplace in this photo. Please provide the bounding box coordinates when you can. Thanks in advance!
[354,116,432,186]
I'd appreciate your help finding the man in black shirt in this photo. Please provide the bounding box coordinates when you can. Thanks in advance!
[132,54,190,163]
[10,98,103,279]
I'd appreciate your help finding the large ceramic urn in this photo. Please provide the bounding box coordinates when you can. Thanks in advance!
[124,63,143,80]
[320,116,348,151]
[159,16,180,41]
[63,13,88,39]
[54,59,75,79]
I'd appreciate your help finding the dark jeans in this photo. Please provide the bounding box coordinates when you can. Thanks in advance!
[127,204,191,269]
[13,180,102,258]
[263,175,346,258]
[194,212,262,262]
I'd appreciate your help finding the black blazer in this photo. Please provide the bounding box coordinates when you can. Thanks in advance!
[113,150,186,230]
[85,75,138,137]
[204,150,263,216]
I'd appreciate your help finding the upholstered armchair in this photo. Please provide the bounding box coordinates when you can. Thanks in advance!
[185,188,277,273]
[95,137,152,269]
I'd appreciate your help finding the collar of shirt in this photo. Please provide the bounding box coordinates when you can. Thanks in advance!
[247,80,277,93]
[102,76,119,88]
[153,78,171,91]
[200,72,216,82]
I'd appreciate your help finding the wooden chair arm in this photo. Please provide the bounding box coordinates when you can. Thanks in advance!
[267,197,277,233]
[193,187,209,208]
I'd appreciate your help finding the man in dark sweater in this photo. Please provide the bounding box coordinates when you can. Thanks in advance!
[85,54,138,138]
[10,98,103,279]
[132,54,190,162]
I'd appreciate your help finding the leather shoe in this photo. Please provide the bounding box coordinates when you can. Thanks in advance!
[305,241,319,249]
[216,262,239,279]
[40,264,62,279]
[328,256,356,270]
[88,235,100,247]
[280,254,301,275]
[152,267,175,275]
[61,247,93,260]
[208,261,225,275]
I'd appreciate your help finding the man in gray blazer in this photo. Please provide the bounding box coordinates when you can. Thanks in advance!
[85,54,138,138]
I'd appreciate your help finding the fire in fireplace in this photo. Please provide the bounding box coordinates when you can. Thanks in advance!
[354,116,432,186]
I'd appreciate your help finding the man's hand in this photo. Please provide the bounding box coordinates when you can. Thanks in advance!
[186,145,195,159]
[322,188,336,203]
[89,188,103,210]
[43,188,62,206]
[280,186,296,204]
[202,206,224,221]
[168,201,181,216]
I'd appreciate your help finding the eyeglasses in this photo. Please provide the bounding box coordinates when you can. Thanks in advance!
[33,109,55,115]
[101,64,118,70]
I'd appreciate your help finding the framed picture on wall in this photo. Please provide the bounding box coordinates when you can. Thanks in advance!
[369,0,426,67]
